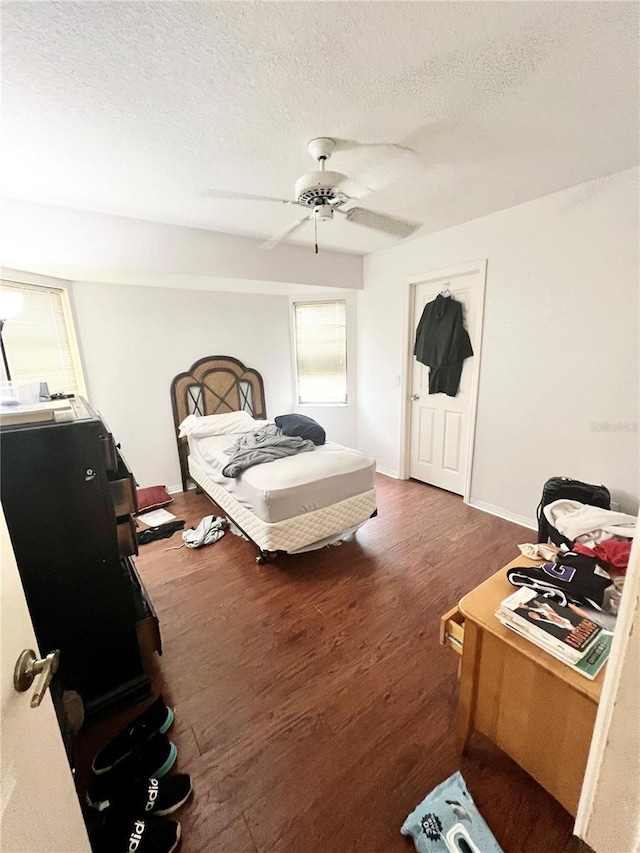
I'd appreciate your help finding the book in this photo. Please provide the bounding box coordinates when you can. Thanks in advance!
[497,587,602,663]
[500,619,612,680]
[0,400,71,427]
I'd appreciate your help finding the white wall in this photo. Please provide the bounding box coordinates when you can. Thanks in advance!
[359,167,639,521]
[1,199,363,290]
[584,615,640,853]
[577,520,640,853]
[72,280,360,490]
[72,281,293,491]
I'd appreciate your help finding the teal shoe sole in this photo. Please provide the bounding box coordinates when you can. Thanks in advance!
[158,706,175,735]
[154,742,178,779]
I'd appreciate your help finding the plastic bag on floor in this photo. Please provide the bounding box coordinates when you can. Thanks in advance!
[401,771,504,853]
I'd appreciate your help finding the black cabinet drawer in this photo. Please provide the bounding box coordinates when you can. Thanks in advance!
[117,516,138,558]
[109,450,138,517]
[124,557,162,657]
[100,432,118,473]
[109,476,137,517]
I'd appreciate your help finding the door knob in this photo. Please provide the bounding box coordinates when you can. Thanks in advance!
[411,394,420,401]
[13,649,60,708]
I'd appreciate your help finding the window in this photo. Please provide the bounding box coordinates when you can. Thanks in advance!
[0,280,85,395]
[293,300,347,405]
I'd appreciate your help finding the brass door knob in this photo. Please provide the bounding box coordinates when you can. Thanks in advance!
[13,649,60,708]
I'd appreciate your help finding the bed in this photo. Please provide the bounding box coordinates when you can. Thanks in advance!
[170,355,377,562]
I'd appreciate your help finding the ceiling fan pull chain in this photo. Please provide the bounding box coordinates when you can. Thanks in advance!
[314,212,319,254]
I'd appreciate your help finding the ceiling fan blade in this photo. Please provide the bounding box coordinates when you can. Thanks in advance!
[333,176,373,200]
[260,216,313,250]
[339,206,420,239]
[201,189,300,206]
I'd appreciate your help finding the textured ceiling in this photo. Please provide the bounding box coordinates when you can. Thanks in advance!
[2,1,638,255]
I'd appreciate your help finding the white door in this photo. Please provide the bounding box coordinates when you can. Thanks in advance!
[0,505,91,853]
[407,262,486,496]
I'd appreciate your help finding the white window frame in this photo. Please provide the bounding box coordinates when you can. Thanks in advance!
[291,299,348,407]
[0,276,87,397]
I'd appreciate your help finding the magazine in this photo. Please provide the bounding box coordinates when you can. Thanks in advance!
[497,587,602,663]
[500,620,612,680]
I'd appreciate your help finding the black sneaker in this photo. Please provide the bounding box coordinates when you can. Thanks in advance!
[87,773,192,817]
[93,731,177,792]
[88,814,181,853]
[92,696,174,775]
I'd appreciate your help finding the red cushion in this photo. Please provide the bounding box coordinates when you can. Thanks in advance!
[136,485,173,513]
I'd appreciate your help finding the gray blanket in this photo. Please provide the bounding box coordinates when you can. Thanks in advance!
[222,424,315,478]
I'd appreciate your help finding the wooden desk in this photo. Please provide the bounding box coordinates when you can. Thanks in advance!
[440,556,603,815]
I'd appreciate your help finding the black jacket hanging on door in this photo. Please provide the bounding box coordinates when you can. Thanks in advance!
[413,294,473,396]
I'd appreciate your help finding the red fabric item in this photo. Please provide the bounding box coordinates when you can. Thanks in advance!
[594,539,633,572]
[573,539,633,573]
[572,543,598,559]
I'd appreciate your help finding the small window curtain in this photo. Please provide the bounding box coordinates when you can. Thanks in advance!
[293,300,347,405]
[0,281,83,395]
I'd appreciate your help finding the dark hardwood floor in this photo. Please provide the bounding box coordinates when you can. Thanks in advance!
[76,475,574,852]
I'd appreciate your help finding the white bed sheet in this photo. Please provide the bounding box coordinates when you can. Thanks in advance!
[187,432,376,523]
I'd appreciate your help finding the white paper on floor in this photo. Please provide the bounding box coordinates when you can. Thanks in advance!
[137,508,177,526]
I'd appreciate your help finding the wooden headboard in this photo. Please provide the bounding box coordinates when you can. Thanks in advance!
[170,355,266,491]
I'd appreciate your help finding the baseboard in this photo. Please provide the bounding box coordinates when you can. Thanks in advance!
[466,498,537,531]
[167,482,196,495]
[376,466,399,479]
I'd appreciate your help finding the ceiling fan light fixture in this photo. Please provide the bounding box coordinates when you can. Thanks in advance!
[294,170,349,206]
[314,204,334,220]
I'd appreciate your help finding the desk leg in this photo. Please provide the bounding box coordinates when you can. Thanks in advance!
[456,621,481,755]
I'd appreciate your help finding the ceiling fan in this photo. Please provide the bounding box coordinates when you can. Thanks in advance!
[202,137,421,253]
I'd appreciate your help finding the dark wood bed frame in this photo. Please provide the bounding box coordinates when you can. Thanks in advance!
[170,355,266,492]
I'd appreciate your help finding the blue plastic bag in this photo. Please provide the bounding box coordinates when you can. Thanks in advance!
[401,771,504,853]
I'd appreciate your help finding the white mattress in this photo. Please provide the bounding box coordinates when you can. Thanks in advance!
[188,456,376,554]
[187,433,376,523]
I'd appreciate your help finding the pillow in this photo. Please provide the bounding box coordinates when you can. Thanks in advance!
[136,485,173,514]
[274,413,326,446]
[400,771,504,853]
[178,411,257,438]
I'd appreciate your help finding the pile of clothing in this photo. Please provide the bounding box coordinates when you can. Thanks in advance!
[543,499,636,550]
[509,545,629,627]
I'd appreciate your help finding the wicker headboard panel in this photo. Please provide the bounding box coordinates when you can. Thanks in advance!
[170,355,267,491]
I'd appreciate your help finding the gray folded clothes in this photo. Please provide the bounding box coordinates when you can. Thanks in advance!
[182,515,228,548]
[222,424,315,478]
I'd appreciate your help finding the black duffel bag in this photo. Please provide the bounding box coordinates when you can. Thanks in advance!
[536,477,611,545]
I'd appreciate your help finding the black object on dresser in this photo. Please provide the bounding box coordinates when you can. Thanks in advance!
[0,397,161,717]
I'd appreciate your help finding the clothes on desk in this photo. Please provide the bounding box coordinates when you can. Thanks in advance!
[413,294,473,397]
[507,554,613,610]
[543,499,636,547]
[573,539,633,573]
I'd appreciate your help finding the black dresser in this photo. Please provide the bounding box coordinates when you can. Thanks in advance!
[0,398,160,716]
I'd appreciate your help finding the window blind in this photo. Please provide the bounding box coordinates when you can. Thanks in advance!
[0,281,83,395]
[293,300,347,405]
